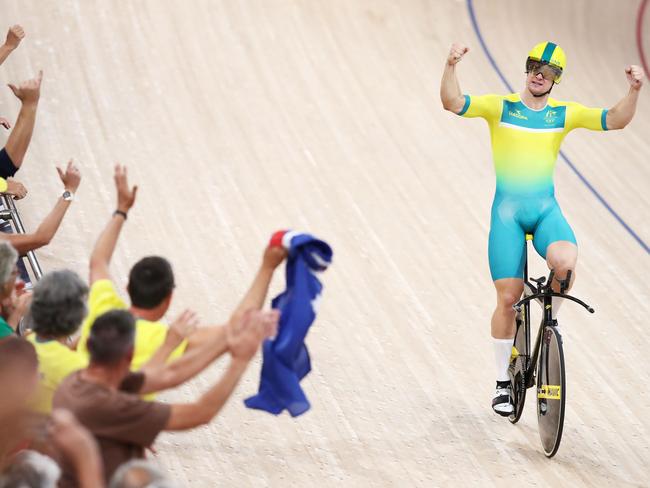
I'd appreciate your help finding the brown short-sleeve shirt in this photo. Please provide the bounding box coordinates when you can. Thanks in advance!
[53,371,171,487]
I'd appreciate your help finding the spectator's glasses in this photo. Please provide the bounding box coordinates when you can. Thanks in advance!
[526,60,562,82]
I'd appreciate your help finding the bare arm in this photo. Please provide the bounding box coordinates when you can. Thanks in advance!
[141,242,285,395]
[138,310,233,395]
[228,243,287,327]
[1,161,80,255]
[0,45,13,66]
[606,65,644,130]
[165,358,248,430]
[441,43,469,113]
[89,165,137,284]
[3,197,69,254]
[140,326,228,394]
[49,409,105,488]
[0,25,24,66]
[164,310,279,431]
[88,213,125,284]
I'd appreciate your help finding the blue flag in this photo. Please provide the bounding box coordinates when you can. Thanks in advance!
[244,231,332,417]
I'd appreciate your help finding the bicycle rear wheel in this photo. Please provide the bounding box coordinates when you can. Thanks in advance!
[536,325,566,457]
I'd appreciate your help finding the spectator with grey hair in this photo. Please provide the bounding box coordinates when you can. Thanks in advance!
[26,270,186,414]
[0,450,61,488]
[26,270,91,413]
[109,460,175,488]
[0,241,27,339]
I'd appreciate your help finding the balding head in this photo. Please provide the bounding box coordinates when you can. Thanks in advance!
[109,460,175,488]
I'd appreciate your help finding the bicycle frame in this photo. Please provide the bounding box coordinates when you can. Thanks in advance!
[514,240,594,389]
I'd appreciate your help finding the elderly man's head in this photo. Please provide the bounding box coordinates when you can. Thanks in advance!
[109,460,176,488]
[0,450,61,488]
[0,243,18,300]
[29,270,89,339]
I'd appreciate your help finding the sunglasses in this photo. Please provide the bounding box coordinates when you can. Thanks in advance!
[526,60,562,82]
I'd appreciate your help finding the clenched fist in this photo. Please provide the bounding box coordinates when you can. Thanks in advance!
[4,25,24,50]
[448,43,469,66]
[625,65,644,90]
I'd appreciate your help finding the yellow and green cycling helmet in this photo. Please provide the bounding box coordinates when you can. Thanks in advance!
[526,42,566,83]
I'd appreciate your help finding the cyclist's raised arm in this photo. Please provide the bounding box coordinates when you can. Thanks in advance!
[605,65,644,130]
[441,43,469,114]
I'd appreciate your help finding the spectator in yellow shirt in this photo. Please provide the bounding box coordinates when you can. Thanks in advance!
[26,269,219,412]
[26,270,90,413]
[77,165,287,371]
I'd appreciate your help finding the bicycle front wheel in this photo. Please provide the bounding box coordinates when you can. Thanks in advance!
[536,325,566,457]
[508,310,528,424]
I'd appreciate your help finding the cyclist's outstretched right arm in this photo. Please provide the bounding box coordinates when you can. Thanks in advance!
[441,43,469,114]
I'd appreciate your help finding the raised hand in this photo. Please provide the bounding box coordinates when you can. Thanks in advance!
[625,65,644,90]
[447,43,469,66]
[4,25,24,50]
[262,244,288,270]
[260,309,280,338]
[114,164,138,213]
[168,309,200,343]
[56,159,82,193]
[8,70,43,105]
[227,309,280,361]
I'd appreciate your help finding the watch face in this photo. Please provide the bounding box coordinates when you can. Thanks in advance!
[63,191,73,201]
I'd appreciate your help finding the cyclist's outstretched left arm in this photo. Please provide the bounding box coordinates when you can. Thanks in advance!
[606,65,644,130]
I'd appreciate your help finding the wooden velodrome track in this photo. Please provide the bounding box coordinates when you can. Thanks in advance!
[1,0,648,486]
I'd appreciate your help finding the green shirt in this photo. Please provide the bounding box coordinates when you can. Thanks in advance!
[0,317,14,338]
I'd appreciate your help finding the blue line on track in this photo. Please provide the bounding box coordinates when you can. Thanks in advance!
[466,0,649,254]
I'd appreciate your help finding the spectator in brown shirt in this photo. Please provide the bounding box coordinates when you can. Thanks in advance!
[0,337,104,488]
[54,307,278,487]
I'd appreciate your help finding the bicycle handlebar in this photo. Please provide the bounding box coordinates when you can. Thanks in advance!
[513,292,595,314]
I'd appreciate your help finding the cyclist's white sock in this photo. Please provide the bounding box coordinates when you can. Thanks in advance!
[493,337,514,382]
[552,296,563,319]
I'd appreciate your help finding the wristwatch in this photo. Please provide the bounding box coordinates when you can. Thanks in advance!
[62,190,74,202]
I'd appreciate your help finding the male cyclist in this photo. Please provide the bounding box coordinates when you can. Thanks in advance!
[440,41,644,416]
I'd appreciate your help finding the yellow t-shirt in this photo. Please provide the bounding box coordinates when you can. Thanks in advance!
[27,334,88,413]
[77,279,187,371]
